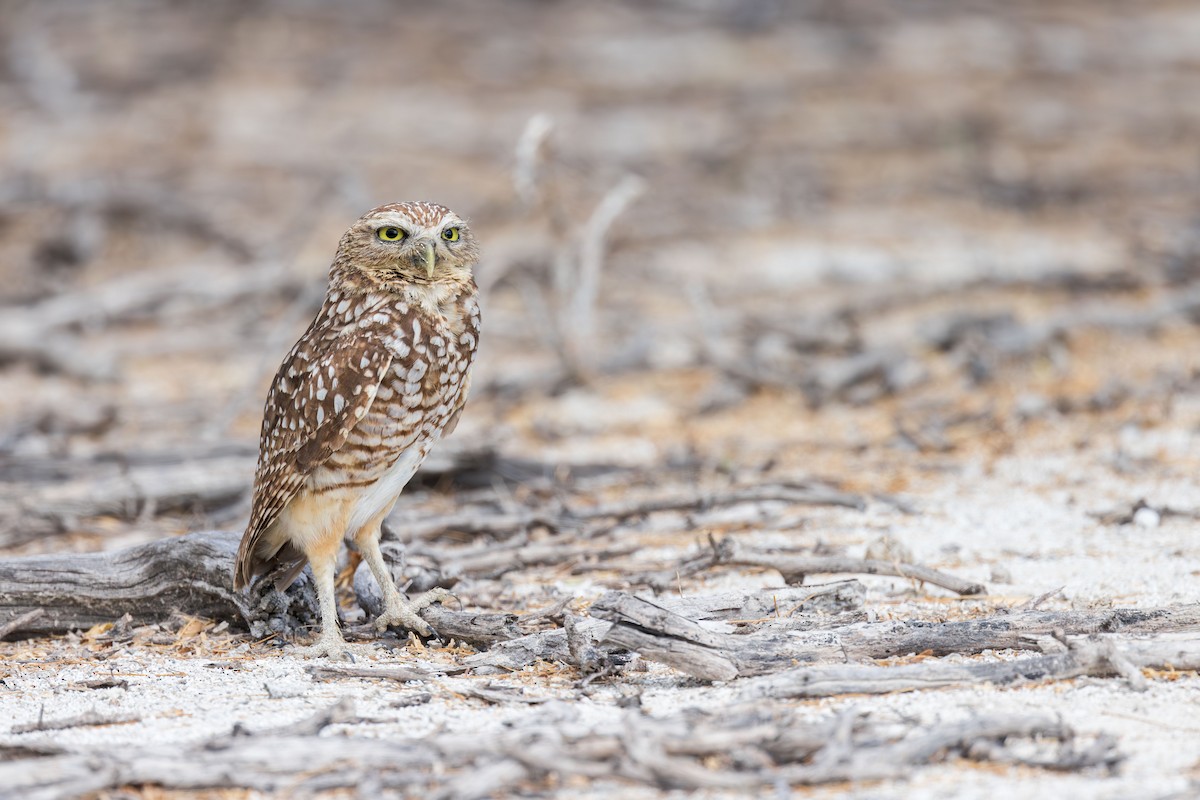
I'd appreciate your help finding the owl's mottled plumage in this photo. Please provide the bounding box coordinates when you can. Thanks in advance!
[235,201,480,656]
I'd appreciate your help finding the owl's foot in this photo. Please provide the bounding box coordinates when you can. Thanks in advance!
[374,587,453,637]
[295,630,377,661]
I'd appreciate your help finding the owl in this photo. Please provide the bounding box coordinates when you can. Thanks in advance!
[234,201,481,658]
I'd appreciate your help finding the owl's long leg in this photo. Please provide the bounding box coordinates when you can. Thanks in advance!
[356,521,448,638]
[296,539,373,659]
[294,549,355,657]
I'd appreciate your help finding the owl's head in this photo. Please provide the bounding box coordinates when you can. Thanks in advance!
[332,201,479,292]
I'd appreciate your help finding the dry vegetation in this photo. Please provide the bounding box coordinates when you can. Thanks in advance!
[4,1,1200,798]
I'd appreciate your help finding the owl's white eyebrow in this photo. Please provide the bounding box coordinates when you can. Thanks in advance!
[371,214,418,229]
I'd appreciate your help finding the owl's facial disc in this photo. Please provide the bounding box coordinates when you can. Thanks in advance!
[339,203,477,291]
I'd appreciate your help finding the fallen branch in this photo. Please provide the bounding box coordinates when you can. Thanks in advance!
[462,584,865,674]
[307,664,432,683]
[797,603,1200,660]
[738,552,986,595]
[739,634,1200,700]
[394,533,640,582]
[0,700,1116,798]
[669,536,985,596]
[593,591,1200,679]
[0,608,44,641]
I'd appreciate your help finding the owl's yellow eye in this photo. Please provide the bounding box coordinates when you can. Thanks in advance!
[441,227,460,242]
[377,227,405,242]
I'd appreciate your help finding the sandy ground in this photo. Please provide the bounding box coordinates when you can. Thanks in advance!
[6,421,1200,798]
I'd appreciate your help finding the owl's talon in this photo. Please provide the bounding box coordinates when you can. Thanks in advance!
[374,587,451,636]
[294,634,376,660]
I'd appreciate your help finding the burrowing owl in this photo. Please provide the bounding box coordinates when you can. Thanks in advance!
[234,202,481,657]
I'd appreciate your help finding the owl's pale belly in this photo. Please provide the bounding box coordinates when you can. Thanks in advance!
[343,444,427,536]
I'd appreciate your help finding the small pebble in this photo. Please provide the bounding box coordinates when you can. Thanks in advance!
[1133,507,1161,528]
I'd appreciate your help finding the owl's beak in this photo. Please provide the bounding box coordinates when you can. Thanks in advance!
[422,240,436,278]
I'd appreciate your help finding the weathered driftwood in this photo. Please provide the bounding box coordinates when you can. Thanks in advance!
[462,628,579,673]
[737,551,985,595]
[352,567,526,648]
[461,584,865,674]
[799,603,1200,659]
[644,535,986,596]
[416,606,525,647]
[1,699,1115,799]
[592,591,1200,680]
[576,483,867,519]
[630,535,984,596]
[739,634,1200,700]
[659,581,865,622]
[402,534,641,581]
[0,531,259,638]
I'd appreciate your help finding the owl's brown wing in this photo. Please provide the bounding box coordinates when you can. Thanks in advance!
[442,373,471,437]
[234,328,393,589]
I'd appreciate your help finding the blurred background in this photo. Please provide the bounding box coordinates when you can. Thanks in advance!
[3,0,1200,564]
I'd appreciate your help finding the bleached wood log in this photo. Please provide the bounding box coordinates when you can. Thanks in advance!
[0,531,260,638]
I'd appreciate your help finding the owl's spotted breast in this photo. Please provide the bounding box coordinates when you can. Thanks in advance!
[314,289,481,510]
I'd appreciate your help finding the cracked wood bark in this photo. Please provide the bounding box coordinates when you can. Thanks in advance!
[592,591,1200,680]
[0,530,260,638]
[1,700,1113,799]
